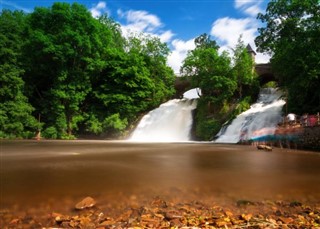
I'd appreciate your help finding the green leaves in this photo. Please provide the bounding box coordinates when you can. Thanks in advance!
[181,34,258,140]
[255,0,320,114]
[1,3,175,139]
[0,10,38,138]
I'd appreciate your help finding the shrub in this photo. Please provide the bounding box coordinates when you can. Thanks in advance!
[42,126,58,139]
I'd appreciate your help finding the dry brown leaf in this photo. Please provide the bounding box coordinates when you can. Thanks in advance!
[279,216,294,224]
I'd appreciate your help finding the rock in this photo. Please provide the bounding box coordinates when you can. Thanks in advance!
[75,196,96,210]
[257,144,272,151]
[236,200,255,207]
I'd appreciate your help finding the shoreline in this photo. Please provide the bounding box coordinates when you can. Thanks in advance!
[1,192,320,228]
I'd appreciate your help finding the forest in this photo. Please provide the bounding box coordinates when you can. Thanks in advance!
[1,0,319,140]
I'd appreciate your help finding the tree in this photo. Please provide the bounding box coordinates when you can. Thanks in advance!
[0,10,38,138]
[89,34,175,127]
[128,34,175,107]
[232,36,257,98]
[181,33,235,106]
[255,0,320,113]
[23,3,113,137]
[180,34,236,140]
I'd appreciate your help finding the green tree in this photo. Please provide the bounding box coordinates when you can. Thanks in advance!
[181,34,236,140]
[127,35,175,107]
[181,33,235,107]
[83,31,175,137]
[255,0,320,113]
[24,3,112,137]
[0,10,38,138]
[232,36,257,98]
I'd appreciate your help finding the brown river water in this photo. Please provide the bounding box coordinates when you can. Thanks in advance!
[1,140,320,214]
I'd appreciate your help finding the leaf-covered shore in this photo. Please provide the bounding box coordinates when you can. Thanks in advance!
[1,194,320,228]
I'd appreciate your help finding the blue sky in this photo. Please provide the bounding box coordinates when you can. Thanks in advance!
[1,0,271,73]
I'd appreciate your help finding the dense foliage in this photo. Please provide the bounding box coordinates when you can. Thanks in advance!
[0,10,39,138]
[0,3,175,139]
[181,34,258,140]
[255,0,320,114]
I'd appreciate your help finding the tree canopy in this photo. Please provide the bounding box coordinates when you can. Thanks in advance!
[0,3,175,139]
[181,34,258,140]
[255,0,320,114]
[0,10,38,138]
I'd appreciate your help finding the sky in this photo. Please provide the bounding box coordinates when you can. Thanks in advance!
[1,0,271,73]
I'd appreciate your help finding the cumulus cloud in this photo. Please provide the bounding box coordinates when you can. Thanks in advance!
[90,1,110,18]
[167,39,195,74]
[235,0,263,17]
[118,10,161,33]
[209,0,271,64]
[211,17,269,63]
[211,17,257,49]
[117,9,174,43]
[158,30,175,43]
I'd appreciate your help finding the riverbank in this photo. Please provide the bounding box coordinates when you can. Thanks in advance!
[1,191,320,228]
[247,125,320,152]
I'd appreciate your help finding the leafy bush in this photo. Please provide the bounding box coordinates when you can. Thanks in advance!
[262,81,278,88]
[195,118,221,141]
[233,96,251,116]
[42,126,58,139]
[103,113,128,137]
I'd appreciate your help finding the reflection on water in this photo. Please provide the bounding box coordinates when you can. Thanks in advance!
[1,140,320,211]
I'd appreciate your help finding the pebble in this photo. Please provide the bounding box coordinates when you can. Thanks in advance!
[75,196,96,210]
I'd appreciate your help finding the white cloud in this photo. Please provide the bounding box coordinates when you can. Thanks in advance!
[244,4,262,17]
[117,9,174,43]
[235,0,263,17]
[118,10,161,33]
[254,49,270,64]
[90,1,110,18]
[235,0,255,9]
[210,17,269,63]
[167,39,195,74]
[211,17,257,48]
[158,30,175,43]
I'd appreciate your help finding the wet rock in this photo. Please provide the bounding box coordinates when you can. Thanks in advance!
[236,199,255,207]
[75,196,96,210]
[164,210,183,220]
[151,196,167,208]
[257,144,272,151]
[289,201,302,207]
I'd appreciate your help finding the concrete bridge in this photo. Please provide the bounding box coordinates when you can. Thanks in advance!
[255,63,276,86]
[174,62,276,96]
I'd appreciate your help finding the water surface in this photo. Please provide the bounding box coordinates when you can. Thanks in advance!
[1,140,320,212]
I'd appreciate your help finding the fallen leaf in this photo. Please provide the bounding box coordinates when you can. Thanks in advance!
[241,213,252,221]
[279,217,294,224]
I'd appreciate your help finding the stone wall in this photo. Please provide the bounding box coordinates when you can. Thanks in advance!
[298,126,320,151]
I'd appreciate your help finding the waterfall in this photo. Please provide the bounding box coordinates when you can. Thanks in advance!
[129,99,197,142]
[214,88,286,143]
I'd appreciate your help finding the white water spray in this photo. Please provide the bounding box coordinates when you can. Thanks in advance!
[215,88,286,143]
[129,99,197,142]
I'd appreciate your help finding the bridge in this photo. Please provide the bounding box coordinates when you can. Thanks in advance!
[255,63,276,86]
[174,62,276,97]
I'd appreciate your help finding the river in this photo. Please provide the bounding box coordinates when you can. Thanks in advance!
[1,140,320,216]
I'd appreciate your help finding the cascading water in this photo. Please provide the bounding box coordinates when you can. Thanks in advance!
[129,99,197,142]
[214,88,286,143]
[129,89,199,142]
